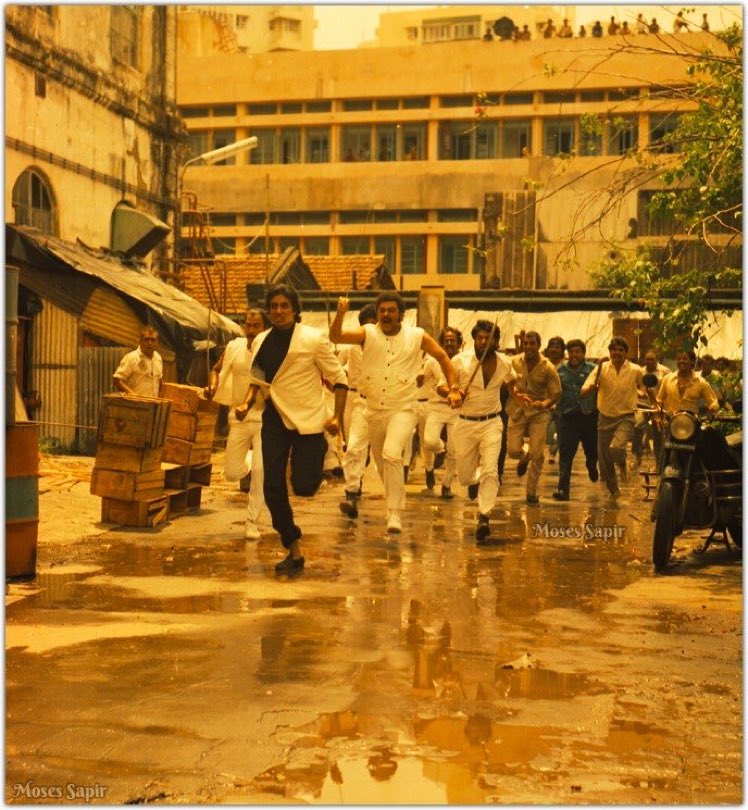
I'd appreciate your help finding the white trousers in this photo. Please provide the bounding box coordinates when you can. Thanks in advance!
[452,415,503,516]
[224,413,264,523]
[423,404,456,486]
[342,396,370,495]
[367,407,418,512]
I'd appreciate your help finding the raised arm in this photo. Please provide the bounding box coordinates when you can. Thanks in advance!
[329,297,366,345]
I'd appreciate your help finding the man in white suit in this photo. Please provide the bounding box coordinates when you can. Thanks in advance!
[240,284,347,575]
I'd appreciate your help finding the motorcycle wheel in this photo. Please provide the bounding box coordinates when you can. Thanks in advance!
[727,522,742,549]
[653,481,677,572]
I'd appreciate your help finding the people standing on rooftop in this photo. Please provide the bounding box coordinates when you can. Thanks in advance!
[607,16,620,35]
[636,13,647,34]
[542,19,556,38]
[557,19,573,38]
[591,20,603,37]
[701,13,710,32]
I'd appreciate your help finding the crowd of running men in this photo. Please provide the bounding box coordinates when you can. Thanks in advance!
[205,286,729,575]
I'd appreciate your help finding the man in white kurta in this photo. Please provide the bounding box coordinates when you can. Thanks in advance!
[448,320,516,542]
[330,293,462,533]
[207,309,269,539]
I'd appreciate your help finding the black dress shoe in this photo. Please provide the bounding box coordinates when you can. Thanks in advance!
[339,492,359,518]
[517,453,530,477]
[274,554,305,574]
[552,490,570,501]
[440,485,454,499]
[239,474,251,493]
[403,465,409,483]
[526,494,539,504]
[588,465,599,482]
[468,482,479,500]
[425,469,436,489]
[476,514,490,543]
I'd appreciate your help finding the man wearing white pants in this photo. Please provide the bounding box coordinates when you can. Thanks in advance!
[446,320,516,542]
[206,308,269,539]
[330,293,461,533]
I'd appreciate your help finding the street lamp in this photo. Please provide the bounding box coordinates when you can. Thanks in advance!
[175,135,258,268]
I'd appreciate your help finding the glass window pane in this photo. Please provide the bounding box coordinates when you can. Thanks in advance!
[401,124,426,160]
[475,121,496,158]
[213,105,237,117]
[341,236,370,254]
[304,237,329,255]
[402,96,429,109]
[608,116,638,155]
[401,236,425,274]
[500,120,531,157]
[342,99,372,111]
[438,236,469,274]
[649,113,681,153]
[341,126,372,162]
[249,130,275,164]
[213,237,235,255]
[544,119,575,156]
[249,103,276,115]
[376,126,397,161]
[305,100,332,113]
[279,128,301,163]
[212,130,238,165]
[374,236,396,271]
[306,128,330,163]
[375,98,398,110]
[303,211,330,225]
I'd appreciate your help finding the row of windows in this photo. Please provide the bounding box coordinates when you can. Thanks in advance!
[210,209,477,226]
[211,234,475,275]
[187,113,682,165]
[178,87,663,120]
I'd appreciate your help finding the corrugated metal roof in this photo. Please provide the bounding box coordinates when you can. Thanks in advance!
[6,225,243,348]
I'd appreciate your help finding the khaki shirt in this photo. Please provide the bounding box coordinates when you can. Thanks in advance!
[505,354,561,420]
[583,359,643,417]
[657,372,719,414]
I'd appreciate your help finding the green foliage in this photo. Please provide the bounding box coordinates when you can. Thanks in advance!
[593,25,743,351]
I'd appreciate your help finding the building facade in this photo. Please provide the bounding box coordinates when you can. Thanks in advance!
[176,25,739,292]
[177,5,315,56]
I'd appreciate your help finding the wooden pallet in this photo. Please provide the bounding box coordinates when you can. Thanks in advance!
[101,495,169,528]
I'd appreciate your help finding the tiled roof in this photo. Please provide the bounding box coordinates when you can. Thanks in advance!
[180,254,392,313]
[305,255,388,291]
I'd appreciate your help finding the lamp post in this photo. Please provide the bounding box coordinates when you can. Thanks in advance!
[175,135,258,267]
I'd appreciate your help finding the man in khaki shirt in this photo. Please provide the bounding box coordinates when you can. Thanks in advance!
[581,336,645,499]
[657,350,719,415]
[506,331,562,504]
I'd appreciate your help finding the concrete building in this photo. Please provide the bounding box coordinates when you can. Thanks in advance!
[177,5,316,56]
[176,26,738,292]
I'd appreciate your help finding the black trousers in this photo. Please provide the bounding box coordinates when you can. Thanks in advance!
[261,401,327,548]
[557,410,598,493]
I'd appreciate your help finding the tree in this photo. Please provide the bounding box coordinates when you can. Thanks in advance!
[590,23,742,352]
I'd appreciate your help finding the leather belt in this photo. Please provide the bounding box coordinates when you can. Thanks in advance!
[459,411,500,422]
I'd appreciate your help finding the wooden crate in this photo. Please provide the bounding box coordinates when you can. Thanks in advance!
[189,463,212,486]
[186,483,203,511]
[90,467,165,500]
[94,442,162,474]
[166,410,217,442]
[161,382,220,415]
[162,436,192,465]
[163,463,190,490]
[97,394,171,449]
[165,488,188,516]
[101,495,169,528]
[189,445,212,465]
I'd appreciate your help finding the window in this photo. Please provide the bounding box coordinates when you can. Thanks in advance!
[504,92,533,106]
[213,237,236,256]
[401,236,425,274]
[303,211,330,225]
[35,73,46,98]
[542,91,575,105]
[181,107,210,119]
[187,131,210,159]
[342,100,373,111]
[273,212,302,225]
[579,117,602,156]
[210,130,238,165]
[579,90,605,102]
[306,128,330,163]
[544,118,575,155]
[376,126,397,162]
[111,6,139,67]
[438,209,477,222]
[423,16,480,42]
[608,116,638,155]
[244,213,266,226]
[339,211,369,224]
[608,87,640,101]
[341,126,372,162]
[304,237,329,255]
[402,96,429,109]
[305,101,332,113]
[500,120,531,157]
[236,14,248,29]
[375,99,399,110]
[399,210,427,222]
[341,236,370,254]
[638,190,678,237]
[12,169,54,233]
[213,105,237,117]
[649,113,682,153]
[372,210,397,223]
[278,237,298,251]
[439,236,470,274]
[279,128,301,164]
[374,237,396,271]
[211,214,237,226]
[401,124,426,160]
[249,130,275,164]
[248,103,276,115]
[439,121,474,160]
[440,95,473,108]
[405,26,418,40]
[281,102,302,114]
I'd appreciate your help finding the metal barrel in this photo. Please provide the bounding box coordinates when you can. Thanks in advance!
[6,266,19,427]
[5,422,39,579]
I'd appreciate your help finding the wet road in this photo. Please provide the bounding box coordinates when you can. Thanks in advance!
[6,454,743,804]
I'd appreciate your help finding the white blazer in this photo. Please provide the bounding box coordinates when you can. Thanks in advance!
[250,323,346,434]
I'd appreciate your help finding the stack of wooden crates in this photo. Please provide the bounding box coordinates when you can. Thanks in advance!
[160,382,219,517]
[92,384,219,527]
[92,394,172,527]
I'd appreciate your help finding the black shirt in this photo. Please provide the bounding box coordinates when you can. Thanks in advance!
[254,324,294,383]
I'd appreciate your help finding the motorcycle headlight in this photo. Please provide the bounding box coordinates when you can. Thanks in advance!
[670,412,696,441]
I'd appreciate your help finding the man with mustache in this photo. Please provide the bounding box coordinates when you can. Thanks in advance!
[330,293,461,533]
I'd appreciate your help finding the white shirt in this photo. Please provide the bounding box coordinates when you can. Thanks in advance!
[215,336,263,421]
[113,348,162,398]
[451,349,516,418]
[360,323,424,410]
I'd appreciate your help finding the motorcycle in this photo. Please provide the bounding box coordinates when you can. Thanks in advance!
[646,372,743,572]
